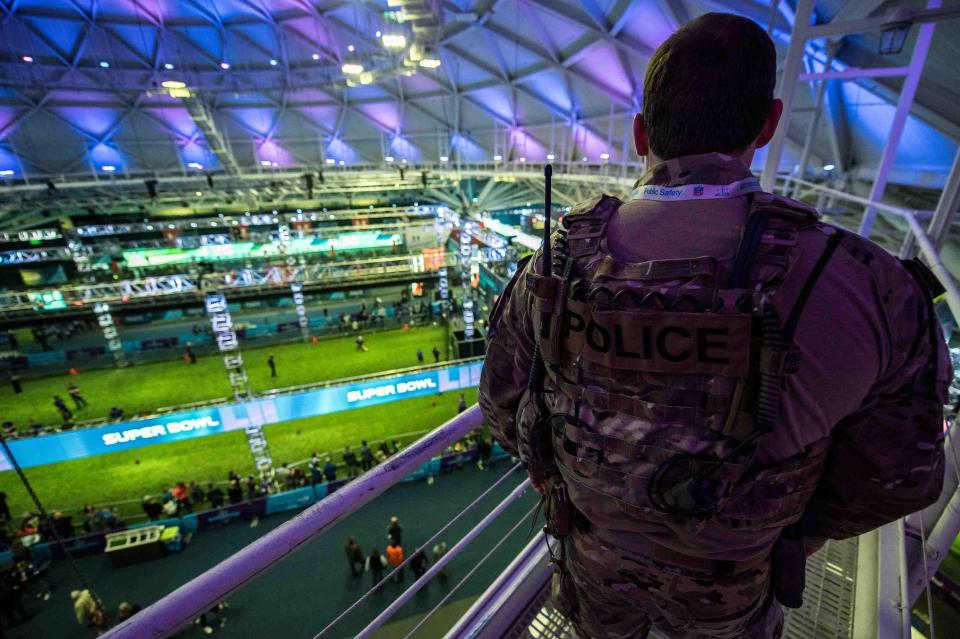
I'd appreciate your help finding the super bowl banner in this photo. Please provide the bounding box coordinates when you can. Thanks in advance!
[0,361,482,470]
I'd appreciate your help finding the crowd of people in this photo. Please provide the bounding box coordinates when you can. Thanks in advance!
[343,515,451,595]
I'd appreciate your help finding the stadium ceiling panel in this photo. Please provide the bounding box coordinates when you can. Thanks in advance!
[0,0,956,194]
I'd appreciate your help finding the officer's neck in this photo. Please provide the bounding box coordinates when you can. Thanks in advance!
[646,144,758,170]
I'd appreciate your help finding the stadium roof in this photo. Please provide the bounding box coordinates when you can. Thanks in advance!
[0,1,957,191]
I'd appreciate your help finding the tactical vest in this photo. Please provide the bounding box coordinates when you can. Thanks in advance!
[520,193,839,535]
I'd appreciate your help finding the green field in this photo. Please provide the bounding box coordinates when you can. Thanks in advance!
[0,388,480,520]
[0,324,450,430]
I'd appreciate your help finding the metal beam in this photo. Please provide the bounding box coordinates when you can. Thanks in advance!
[927,143,960,251]
[760,0,815,192]
[807,5,960,39]
[797,66,910,81]
[793,49,836,190]
[859,0,940,238]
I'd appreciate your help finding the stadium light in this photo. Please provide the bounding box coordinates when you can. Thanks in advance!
[440,156,449,162]
[546,153,555,160]
[348,45,355,52]
[312,53,320,60]
[519,157,526,163]
[823,164,836,171]
[101,165,116,172]
[220,62,231,70]
[376,31,382,38]
[0,170,14,176]
[325,158,336,165]
[260,160,272,166]
[339,160,345,166]
[269,59,278,66]
[164,63,175,70]
[382,34,407,49]
[187,162,203,170]
[161,80,186,89]
[493,155,502,161]
[22,55,33,63]
[385,156,395,163]
[99,61,110,68]
[600,152,610,161]
[342,63,364,74]
[419,58,441,69]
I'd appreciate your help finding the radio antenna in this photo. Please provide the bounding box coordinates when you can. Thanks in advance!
[528,164,553,392]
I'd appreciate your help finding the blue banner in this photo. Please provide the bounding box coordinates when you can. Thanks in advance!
[0,361,483,470]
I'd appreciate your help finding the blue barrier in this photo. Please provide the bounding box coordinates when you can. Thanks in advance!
[0,361,482,470]
[264,486,317,515]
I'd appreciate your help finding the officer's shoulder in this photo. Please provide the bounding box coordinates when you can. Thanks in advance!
[561,194,623,226]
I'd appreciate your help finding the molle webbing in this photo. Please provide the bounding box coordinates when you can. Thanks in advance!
[564,195,621,259]
[592,256,721,282]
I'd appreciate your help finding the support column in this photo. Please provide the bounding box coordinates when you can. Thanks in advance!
[792,47,837,196]
[760,0,815,192]
[927,142,960,252]
[291,282,310,342]
[205,292,273,477]
[93,302,127,368]
[459,220,475,339]
[859,0,941,238]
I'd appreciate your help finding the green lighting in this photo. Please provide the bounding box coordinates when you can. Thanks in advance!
[122,232,402,268]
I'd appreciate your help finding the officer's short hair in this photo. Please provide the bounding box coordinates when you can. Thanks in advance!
[642,13,776,159]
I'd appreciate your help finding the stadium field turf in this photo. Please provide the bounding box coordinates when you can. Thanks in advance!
[0,388,479,520]
[0,324,450,431]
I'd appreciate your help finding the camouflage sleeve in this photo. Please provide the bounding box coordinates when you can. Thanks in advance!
[478,255,536,457]
[805,259,951,542]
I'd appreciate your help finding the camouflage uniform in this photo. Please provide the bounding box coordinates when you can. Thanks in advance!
[479,153,950,638]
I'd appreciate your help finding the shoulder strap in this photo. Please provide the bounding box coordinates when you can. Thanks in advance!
[729,207,772,288]
[564,195,622,259]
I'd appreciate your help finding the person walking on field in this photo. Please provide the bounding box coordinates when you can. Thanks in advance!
[386,539,404,583]
[67,383,88,409]
[267,354,277,378]
[52,395,72,421]
[387,516,403,546]
[309,453,323,486]
[360,441,374,471]
[417,348,424,364]
[345,537,364,578]
[184,343,197,364]
[343,446,359,478]
[432,345,440,363]
[366,546,387,592]
[355,334,368,352]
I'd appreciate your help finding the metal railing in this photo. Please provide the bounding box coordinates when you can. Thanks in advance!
[102,405,489,638]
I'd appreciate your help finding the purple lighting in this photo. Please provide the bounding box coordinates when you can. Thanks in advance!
[510,128,547,161]
[357,103,401,132]
[389,136,420,162]
[255,138,292,167]
[326,137,358,164]
[54,106,122,137]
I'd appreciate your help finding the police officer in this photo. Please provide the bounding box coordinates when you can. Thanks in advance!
[479,13,949,639]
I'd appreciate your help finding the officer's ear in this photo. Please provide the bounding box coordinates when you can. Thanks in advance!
[755,99,784,149]
[633,114,650,157]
